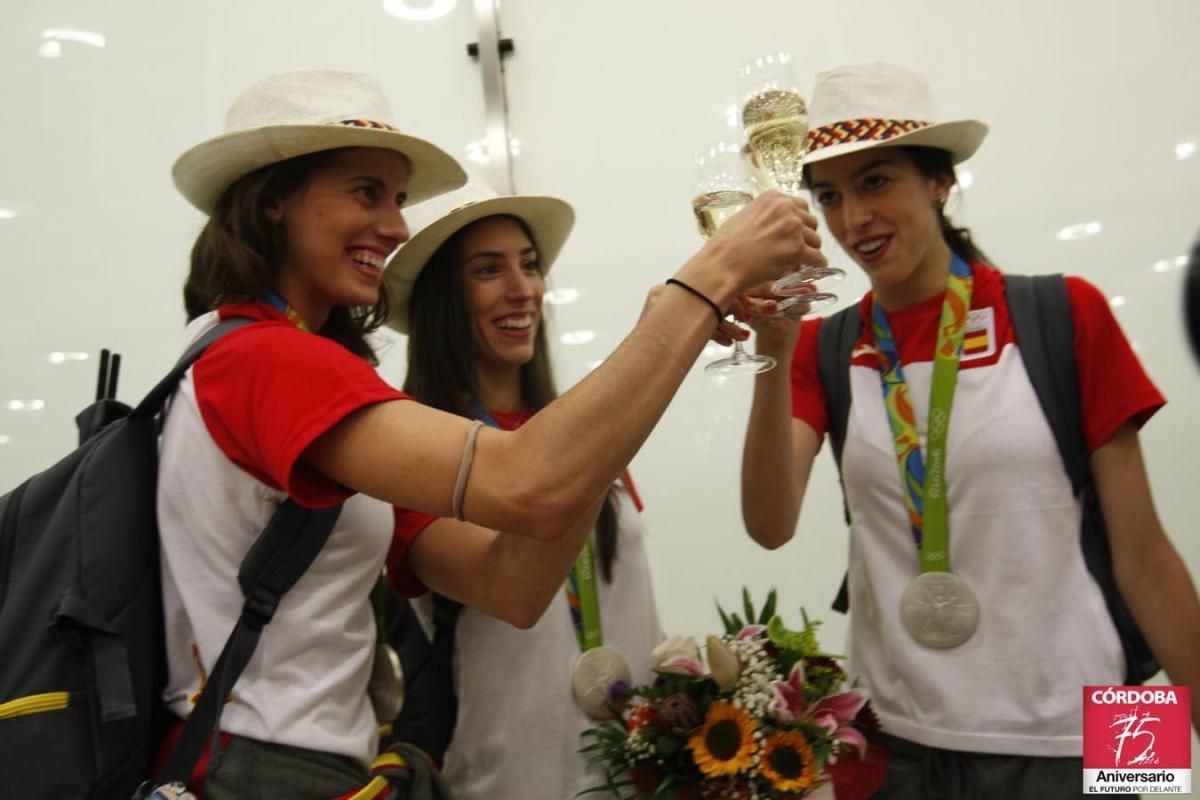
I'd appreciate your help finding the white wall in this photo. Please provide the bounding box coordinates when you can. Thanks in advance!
[2,0,1197,760]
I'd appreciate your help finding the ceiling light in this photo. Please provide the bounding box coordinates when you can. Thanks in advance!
[560,330,595,345]
[1109,295,1127,308]
[1177,141,1196,160]
[1176,255,1190,268]
[0,435,10,445]
[42,28,106,48]
[48,351,89,364]
[1152,260,1172,273]
[1056,221,1103,241]
[7,399,46,411]
[0,209,16,219]
[957,170,974,189]
[464,134,521,165]
[544,288,579,305]
[383,0,457,20]
[38,40,63,59]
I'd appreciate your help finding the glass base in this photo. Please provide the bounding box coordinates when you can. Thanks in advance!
[705,349,776,376]
[772,266,847,296]
[769,292,838,318]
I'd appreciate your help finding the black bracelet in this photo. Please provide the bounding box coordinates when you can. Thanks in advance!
[665,278,725,325]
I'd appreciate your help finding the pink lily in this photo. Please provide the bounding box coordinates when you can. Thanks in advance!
[770,663,806,721]
[736,624,766,640]
[771,666,871,760]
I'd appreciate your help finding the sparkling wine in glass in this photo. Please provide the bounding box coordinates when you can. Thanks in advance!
[692,141,776,376]
[738,53,845,298]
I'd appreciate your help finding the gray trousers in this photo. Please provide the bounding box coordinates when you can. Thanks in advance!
[202,735,368,800]
[871,732,1138,800]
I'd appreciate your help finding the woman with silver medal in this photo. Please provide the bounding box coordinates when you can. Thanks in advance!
[385,178,663,800]
[738,63,1200,798]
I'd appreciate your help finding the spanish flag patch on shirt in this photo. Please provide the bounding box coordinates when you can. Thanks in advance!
[962,307,996,360]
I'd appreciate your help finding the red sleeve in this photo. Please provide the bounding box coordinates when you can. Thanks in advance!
[192,322,408,506]
[789,317,830,436]
[1066,276,1165,452]
[387,507,438,598]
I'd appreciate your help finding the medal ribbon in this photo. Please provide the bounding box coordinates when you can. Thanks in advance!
[468,402,602,652]
[872,254,973,574]
[262,289,313,332]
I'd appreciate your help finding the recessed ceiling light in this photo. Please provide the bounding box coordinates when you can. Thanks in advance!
[1152,260,1172,273]
[463,135,520,165]
[7,399,46,411]
[544,288,579,305]
[0,435,11,445]
[382,0,457,20]
[0,209,16,219]
[560,330,595,345]
[48,351,89,364]
[42,28,106,48]
[1176,255,1190,268]
[38,40,62,59]
[1177,141,1196,160]
[1057,221,1103,241]
[1109,295,1127,308]
[957,170,974,189]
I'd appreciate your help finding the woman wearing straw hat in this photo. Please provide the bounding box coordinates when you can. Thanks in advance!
[739,63,1199,797]
[382,180,663,799]
[158,69,823,798]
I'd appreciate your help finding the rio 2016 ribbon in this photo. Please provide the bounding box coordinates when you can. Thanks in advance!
[871,253,973,575]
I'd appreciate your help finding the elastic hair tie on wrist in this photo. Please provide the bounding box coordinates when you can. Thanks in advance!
[665,278,724,325]
[452,419,485,521]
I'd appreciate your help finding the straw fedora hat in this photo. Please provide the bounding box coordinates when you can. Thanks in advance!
[802,63,988,167]
[385,177,574,334]
[173,70,467,214]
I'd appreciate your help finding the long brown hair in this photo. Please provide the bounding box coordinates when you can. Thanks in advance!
[183,148,391,363]
[906,146,995,267]
[403,216,624,581]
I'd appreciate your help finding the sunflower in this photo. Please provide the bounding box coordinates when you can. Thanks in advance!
[757,729,819,793]
[687,701,758,778]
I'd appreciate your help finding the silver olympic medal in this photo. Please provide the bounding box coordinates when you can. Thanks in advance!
[900,572,980,649]
[571,645,632,720]
[368,642,405,724]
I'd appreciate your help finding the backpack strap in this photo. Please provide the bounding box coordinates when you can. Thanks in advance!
[1004,275,1089,489]
[132,317,256,419]
[817,306,861,614]
[1005,273,1158,684]
[152,501,343,788]
[142,317,346,791]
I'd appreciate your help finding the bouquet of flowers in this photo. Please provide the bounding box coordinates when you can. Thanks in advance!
[581,590,884,799]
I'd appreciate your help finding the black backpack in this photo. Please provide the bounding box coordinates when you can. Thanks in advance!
[0,319,342,799]
[816,273,1159,685]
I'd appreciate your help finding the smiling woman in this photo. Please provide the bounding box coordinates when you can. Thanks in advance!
[144,67,821,800]
[383,180,664,800]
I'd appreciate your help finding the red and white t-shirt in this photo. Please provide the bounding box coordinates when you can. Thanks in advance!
[790,264,1164,756]
[157,302,422,767]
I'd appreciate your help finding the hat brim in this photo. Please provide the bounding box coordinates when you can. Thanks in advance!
[384,196,575,334]
[172,124,467,214]
[802,119,988,168]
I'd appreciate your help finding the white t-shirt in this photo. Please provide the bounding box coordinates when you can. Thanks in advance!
[158,303,413,767]
[789,266,1164,756]
[436,487,663,800]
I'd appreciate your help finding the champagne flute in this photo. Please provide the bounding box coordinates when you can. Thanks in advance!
[738,53,846,298]
[692,141,776,376]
